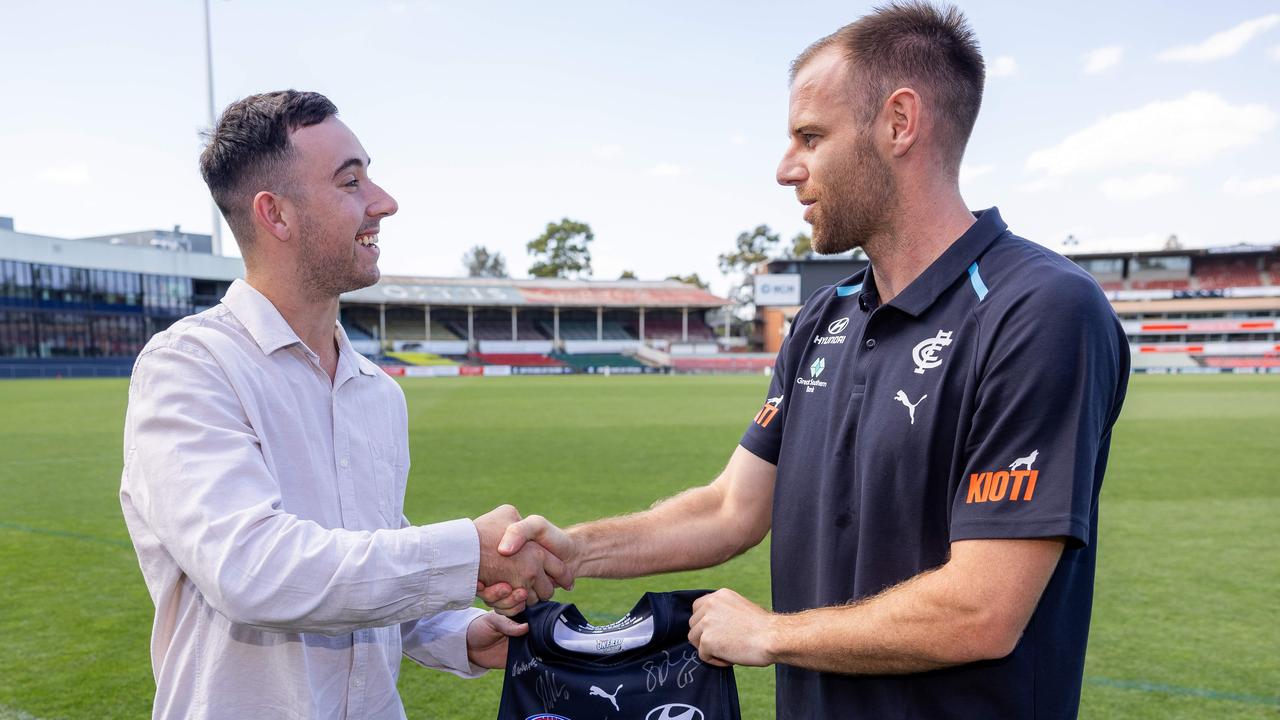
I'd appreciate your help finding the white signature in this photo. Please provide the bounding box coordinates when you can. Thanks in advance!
[511,655,543,677]
[642,649,701,692]
[535,670,569,710]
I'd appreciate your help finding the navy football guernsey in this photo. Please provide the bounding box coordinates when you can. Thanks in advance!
[497,590,741,720]
[740,208,1130,719]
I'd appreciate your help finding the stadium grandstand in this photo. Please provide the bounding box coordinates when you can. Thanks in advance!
[0,217,761,378]
[753,244,1280,374]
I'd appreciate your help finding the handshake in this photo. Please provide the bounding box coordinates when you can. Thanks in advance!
[472,504,574,616]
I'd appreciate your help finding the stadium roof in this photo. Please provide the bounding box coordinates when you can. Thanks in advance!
[1064,242,1279,261]
[341,276,728,308]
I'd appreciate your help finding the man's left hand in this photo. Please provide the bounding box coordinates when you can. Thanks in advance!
[688,588,776,667]
[466,612,528,669]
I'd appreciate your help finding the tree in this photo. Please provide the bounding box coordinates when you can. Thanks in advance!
[462,245,508,278]
[527,218,593,278]
[717,224,779,276]
[618,270,638,280]
[719,224,780,314]
[665,273,710,290]
[787,232,812,258]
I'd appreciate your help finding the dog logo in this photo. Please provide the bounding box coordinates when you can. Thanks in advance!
[1010,450,1038,471]
[894,390,927,425]
[590,684,622,712]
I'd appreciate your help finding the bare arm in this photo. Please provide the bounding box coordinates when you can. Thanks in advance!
[488,445,775,606]
[689,537,1064,674]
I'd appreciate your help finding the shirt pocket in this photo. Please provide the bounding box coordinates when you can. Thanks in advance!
[369,440,406,527]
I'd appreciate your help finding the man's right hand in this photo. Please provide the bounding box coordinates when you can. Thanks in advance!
[473,505,569,614]
[477,514,580,615]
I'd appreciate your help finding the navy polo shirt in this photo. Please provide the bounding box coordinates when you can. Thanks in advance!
[740,208,1129,719]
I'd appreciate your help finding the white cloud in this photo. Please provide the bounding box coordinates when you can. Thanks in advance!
[1083,46,1123,74]
[1098,173,1185,200]
[1268,45,1280,61]
[959,164,994,182]
[1018,177,1061,194]
[988,56,1018,77]
[592,144,623,160]
[1157,14,1279,62]
[648,163,684,176]
[38,163,90,185]
[1223,175,1280,197]
[1025,92,1277,177]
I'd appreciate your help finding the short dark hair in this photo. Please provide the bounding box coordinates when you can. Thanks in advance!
[791,2,985,172]
[199,90,338,247]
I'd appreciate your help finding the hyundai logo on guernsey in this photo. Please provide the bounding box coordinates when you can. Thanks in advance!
[524,715,571,720]
[646,704,705,720]
[796,357,830,393]
[966,450,1041,504]
[912,330,954,374]
[813,317,850,345]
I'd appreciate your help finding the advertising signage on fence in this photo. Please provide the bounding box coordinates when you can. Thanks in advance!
[754,274,801,306]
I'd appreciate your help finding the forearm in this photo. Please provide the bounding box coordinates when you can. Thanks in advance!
[567,483,758,579]
[766,539,1063,674]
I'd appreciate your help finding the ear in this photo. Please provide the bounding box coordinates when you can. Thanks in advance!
[251,190,292,244]
[884,87,922,159]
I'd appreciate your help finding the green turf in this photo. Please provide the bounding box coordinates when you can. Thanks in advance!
[0,374,1276,718]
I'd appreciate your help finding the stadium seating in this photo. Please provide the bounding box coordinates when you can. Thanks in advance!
[553,353,645,370]
[385,351,459,366]
[671,354,774,373]
[1130,278,1191,291]
[1194,258,1263,290]
[637,317,718,341]
[446,318,549,341]
[474,353,565,367]
[541,320,634,340]
[1201,356,1280,369]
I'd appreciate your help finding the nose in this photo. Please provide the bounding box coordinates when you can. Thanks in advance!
[370,181,398,218]
[777,145,807,187]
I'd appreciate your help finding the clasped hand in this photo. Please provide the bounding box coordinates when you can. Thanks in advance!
[473,510,578,616]
[473,505,574,614]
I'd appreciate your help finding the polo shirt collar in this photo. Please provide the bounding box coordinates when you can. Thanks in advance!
[880,207,1007,317]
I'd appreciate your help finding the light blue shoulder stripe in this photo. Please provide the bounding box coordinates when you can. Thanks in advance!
[967,262,989,301]
[835,283,863,297]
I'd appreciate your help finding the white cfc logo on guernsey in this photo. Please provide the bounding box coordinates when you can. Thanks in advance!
[912,330,954,374]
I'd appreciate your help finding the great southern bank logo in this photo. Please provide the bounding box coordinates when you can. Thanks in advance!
[796,356,829,393]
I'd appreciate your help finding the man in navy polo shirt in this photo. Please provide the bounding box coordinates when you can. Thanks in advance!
[485,3,1129,717]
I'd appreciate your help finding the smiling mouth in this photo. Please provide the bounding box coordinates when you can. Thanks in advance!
[355,231,379,247]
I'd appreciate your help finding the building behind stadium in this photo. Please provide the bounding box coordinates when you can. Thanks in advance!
[2,215,1277,378]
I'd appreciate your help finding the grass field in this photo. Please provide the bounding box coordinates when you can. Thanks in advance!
[0,374,1277,719]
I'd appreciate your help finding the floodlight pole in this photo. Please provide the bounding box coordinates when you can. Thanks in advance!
[203,0,223,255]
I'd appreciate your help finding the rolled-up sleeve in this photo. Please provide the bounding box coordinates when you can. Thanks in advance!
[124,343,479,635]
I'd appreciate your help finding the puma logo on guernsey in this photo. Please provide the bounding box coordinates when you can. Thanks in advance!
[590,683,623,711]
[967,450,1041,504]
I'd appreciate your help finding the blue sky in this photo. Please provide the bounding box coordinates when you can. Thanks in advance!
[1,1,1277,294]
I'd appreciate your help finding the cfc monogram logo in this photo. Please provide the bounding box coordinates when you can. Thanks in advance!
[912,330,953,374]
[966,450,1041,504]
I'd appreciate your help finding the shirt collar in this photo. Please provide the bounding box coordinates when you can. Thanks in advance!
[882,207,1008,318]
[220,279,306,356]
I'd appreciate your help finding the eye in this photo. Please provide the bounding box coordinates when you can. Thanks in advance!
[344,177,360,188]
[801,133,819,148]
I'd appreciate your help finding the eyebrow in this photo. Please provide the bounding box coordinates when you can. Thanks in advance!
[332,157,371,180]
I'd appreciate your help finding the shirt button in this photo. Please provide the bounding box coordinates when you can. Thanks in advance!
[339,458,349,468]
[865,338,877,349]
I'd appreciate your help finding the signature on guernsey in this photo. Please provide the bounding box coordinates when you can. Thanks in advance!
[535,670,570,710]
[511,655,543,677]
[642,649,701,692]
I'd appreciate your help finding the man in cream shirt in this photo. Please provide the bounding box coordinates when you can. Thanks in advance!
[120,90,567,719]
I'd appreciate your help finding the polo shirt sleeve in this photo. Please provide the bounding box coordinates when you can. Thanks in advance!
[950,275,1125,548]
[739,295,818,465]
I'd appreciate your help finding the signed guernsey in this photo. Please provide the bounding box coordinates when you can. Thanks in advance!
[497,590,741,720]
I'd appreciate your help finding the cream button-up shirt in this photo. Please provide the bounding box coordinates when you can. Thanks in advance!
[120,279,484,719]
